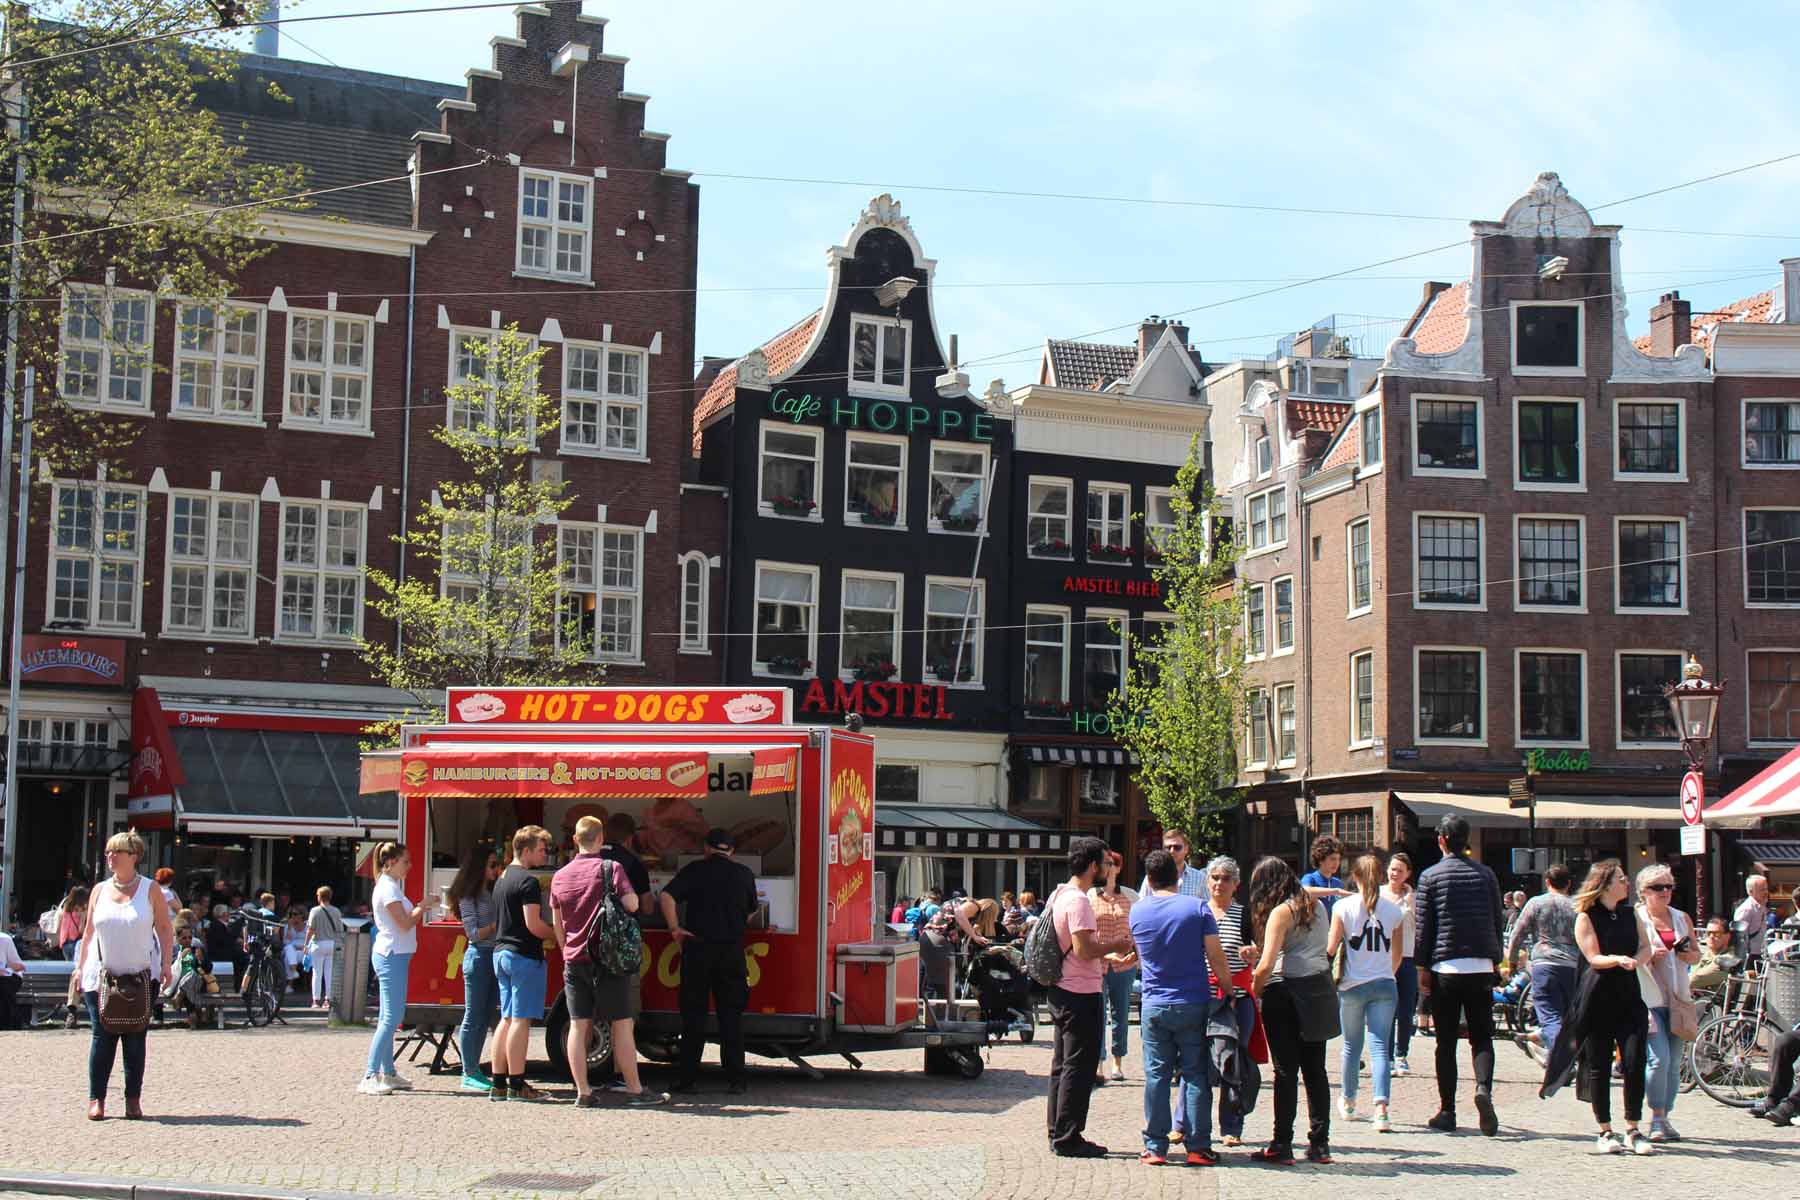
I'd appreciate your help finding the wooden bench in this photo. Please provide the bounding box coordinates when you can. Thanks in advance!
[14,962,238,1030]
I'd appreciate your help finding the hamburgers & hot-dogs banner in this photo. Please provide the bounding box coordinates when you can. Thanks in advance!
[399,749,711,799]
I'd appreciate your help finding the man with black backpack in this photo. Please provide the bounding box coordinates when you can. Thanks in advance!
[550,815,668,1108]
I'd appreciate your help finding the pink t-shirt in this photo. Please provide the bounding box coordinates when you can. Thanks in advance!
[549,854,632,965]
[1051,885,1102,994]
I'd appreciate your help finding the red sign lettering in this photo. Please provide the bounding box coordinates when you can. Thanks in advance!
[1060,575,1162,599]
[800,678,954,722]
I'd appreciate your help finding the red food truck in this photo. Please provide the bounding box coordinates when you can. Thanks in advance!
[372,685,989,1080]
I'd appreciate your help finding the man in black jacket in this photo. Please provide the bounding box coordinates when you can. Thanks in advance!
[1415,814,1504,1136]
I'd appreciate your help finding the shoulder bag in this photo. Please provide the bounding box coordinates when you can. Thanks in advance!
[1666,911,1699,1040]
[95,933,154,1035]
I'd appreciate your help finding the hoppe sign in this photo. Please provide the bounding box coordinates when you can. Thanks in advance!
[19,635,125,686]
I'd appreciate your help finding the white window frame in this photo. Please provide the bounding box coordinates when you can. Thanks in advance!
[758,420,823,521]
[1615,648,1685,750]
[1357,402,1383,475]
[1612,396,1686,482]
[1613,514,1688,616]
[1513,513,1588,615]
[172,302,265,426]
[1254,434,1273,480]
[1346,517,1373,618]
[47,480,146,633]
[1145,487,1177,557]
[59,286,154,413]
[1410,393,1485,479]
[1245,686,1270,770]
[1413,644,1487,747]
[1026,476,1073,557]
[1271,574,1295,656]
[1747,647,1800,748]
[560,340,648,460]
[275,499,366,644]
[447,327,538,443]
[928,441,988,535]
[1081,606,1127,709]
[1243,583,1267,661]
[843,431,907,529]
[839,569,904,682]
[162,490,258,640]
[752,561,820,677]
[1246,484,1287,556]
[1514,646,1588,750]
[1510,299,1585,377]
[848,313,912,399]
[1512,395,1586,493]
[516,168,593,282]
[282,309,374,435]
[558,522,644,664]
[1274,682,1298,767]
[1086,481,1131,556]
[1745,506,1800,609]
[677,550,709,655]
[1743,398,1800,470]
[1349,650,1376,749]
[1412,510,1486,612]
[924,576,986,688]
[1024,605,1072,711]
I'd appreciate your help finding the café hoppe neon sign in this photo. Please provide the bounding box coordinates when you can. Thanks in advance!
[768,388,994,443]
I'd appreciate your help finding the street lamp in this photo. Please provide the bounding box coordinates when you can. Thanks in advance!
[1664,654,1725,771]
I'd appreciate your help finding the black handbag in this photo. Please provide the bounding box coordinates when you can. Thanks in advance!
[99,967,153,1034]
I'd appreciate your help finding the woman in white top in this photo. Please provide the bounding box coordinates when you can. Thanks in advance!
[361,842,430,1096]
[1380,852,1418,1076]
[1326,853,1405,1132]
[75,830,174,1121]
[305,885,347,1010]
[1636,862,1700,1143]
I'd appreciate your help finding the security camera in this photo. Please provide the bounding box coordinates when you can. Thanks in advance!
[1538,255,1569,282]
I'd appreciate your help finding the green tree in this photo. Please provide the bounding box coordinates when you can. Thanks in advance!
[5,1,306,473]
[361,328,604,736]
[1107,435,1244,856]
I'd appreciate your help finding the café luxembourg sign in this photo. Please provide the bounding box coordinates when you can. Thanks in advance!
[768,388,994,442]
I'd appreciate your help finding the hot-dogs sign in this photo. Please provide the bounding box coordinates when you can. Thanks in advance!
[400,749,712,799]
[445,686,791,726]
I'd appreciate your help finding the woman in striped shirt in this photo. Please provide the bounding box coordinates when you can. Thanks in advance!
[446,845,502,1093]
[1088,851,1138,1083]
[1206,856,1259,1146]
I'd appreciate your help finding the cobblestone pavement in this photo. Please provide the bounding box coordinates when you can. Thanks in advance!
[2,1022,1795,1199]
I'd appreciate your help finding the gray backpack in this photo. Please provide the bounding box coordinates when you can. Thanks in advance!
[1022,886,1069,987]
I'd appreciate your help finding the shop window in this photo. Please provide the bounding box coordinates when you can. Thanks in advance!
[1027,477,1072,557]
[924,578,983,685]
[562,342,646,457]
[1083,609,1125,708]
[876,764,920,805]
[447,328,535,441]
[1273,576,1294,653]
[1616,518,1683,611]
[166,493,256,637]
[1747,510,1800,605]
[1517,398,1583,488]
[174,303,262,422]
[277,500,364,642]
[1275,683,1297,765]
[1351,651,1375,746]
[841,571,902,679]
[1745,401,1800,466]
[929,443,987,533]
[1318,809,1374,852]
[1417,648,1482,742]
[1413,396,1481,473]
[1513,302,1582,372]
[1021,765,1070,815]
[1518,650,1585,744]
[1347,518,1372,614]
[517,169,591,281]
[558,524,642,662]
[1079,767,1121,816]
[285,310,372,433]
[60,286,152,411]
[758,423,821,519]
[49,482,145,632]
[1086,483,1130,555]
[850,314,910,395]
[1024,607,1070,710]
[678,551,708,653]
[1619,652,1681,744]
[845,433,906,526]
[1616,400,1681,478]
[1517,516,1583,609]
[1749,651,1800,744]
[753,562,817,675]
[1415,514,1482,607]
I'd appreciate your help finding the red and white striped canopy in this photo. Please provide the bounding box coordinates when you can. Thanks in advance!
[1705,745,1800,825]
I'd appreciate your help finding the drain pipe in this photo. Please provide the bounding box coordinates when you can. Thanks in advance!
[396,243,417,655]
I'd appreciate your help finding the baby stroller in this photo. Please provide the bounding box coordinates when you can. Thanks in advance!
[963,944,1037,1044]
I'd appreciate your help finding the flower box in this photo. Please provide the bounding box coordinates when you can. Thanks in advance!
[1030,538,1072,558]
[770,495,817,517]
[852,659,898,682]
[765,656,812,676]
[857,507,899,526]
[938,514,981,533]
[1087,541,1133,562]
[1025,700,1072,718]
[929,662,976,684]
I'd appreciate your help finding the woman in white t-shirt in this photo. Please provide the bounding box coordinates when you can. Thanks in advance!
[1326,853,1404,1132]
[360,842,430,1097]
[1380,852,1418,1075]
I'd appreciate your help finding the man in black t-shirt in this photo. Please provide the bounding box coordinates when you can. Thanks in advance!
[490,825,555,1102]
[601,813,653,906]
[659,828,759,1094]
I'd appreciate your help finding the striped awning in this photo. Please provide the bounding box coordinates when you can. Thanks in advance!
[1706,745,1800,827]
[1020,745,1133,766]
[1739,839,1800,864]
[874,806,1074,857]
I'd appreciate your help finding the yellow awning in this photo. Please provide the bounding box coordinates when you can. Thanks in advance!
[1394,791,1683,830]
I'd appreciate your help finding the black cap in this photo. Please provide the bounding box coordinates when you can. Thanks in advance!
[704,827,735,851]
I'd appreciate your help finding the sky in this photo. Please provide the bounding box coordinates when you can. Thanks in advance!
[257,0,1800,384]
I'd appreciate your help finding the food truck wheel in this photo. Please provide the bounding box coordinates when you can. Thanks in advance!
[543,997,615,1079]
[924,1045,985,1079]
[637,1037,681,1064]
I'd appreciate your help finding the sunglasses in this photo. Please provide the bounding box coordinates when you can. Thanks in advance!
[1645,883,1675,893]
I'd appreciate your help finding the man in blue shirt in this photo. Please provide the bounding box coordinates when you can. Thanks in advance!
[1130,850,1236,1166]
[1138,828,1206,898]
[1300,835,1352,913]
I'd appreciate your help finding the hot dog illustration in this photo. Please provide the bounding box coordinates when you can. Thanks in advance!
[665,758,706,789]
[723,693,776,724]
[455,691,507,722]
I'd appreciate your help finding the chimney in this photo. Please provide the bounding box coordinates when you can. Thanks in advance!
[1649,291,1691,357]
[1166,320,1189,348]
[1784,258,1800,324]
[1137,315,1169,363]
[254,0,280,57]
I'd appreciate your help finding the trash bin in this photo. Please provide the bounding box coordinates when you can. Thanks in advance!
[339,920,372,1023]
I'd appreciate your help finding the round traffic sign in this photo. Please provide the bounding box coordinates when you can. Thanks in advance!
[1680,771,1704,826]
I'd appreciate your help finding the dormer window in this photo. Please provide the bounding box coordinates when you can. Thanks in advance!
[849,314,909,396]
[517,169,592,282]
[1255,435,1273,478]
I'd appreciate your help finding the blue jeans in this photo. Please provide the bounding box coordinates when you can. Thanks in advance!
[1528,960,1577,1055]
[84,990,146,1101]
[1102,968,1135,1061]
[365,951,411,1078]
[1215,991,1257,1137]
[458,945,497,1077]
[1646,1006,1682,1115]
[1339,977,1397,1105]
[1141,1002,1211,1155]
[1393,955,1417,1057]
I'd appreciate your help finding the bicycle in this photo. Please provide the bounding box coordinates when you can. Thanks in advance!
[1689,949,1796,1108]
[237,912,289,1028]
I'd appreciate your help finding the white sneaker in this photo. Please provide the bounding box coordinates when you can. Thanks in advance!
[1627,1129,1655,1156]
[1373,1109,1393,1133]
[1393,1058,1410,1077]
[1595,1131,1625,1155]
[1338,1095,1357,1121]
[381,1072,414,1091]
[357,1075,394,1096]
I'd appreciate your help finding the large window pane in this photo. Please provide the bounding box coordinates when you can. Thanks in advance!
[1519,652,1583,742]
[1417,516,1481,605]
[1750,651,1800,743]
[1747,510,1800,604]
[1518,518,1582,607]
[1416,399,1479,470]
[1618,520,1681,608]
[1419,650,1481,739]
[1519,400,1581,484]
[1620,653,1681,742]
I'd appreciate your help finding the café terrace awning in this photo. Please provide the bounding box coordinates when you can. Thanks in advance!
[1018,744,1136,766]
[1394,790,1685,831]
[171,726,399,838]
[874,806,1075,857]
[1738,839,1800,864]
[1705,745,1800,827]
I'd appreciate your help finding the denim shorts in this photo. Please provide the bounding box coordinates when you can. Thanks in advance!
[494,948,547,1021]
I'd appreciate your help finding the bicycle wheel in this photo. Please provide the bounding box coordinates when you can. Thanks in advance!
[1679,995,1718,1094]
[1690,1013,1778,1107]
[244,959,278,1027]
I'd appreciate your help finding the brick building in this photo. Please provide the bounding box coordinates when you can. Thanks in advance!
[3,4,709,919]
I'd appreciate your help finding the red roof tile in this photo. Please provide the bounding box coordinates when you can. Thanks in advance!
[691,311,820,454]
[1285,398,1351,436]
[1632,290,1777,358]
[1407,280,1470,355]
[1320,414,1363,472]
